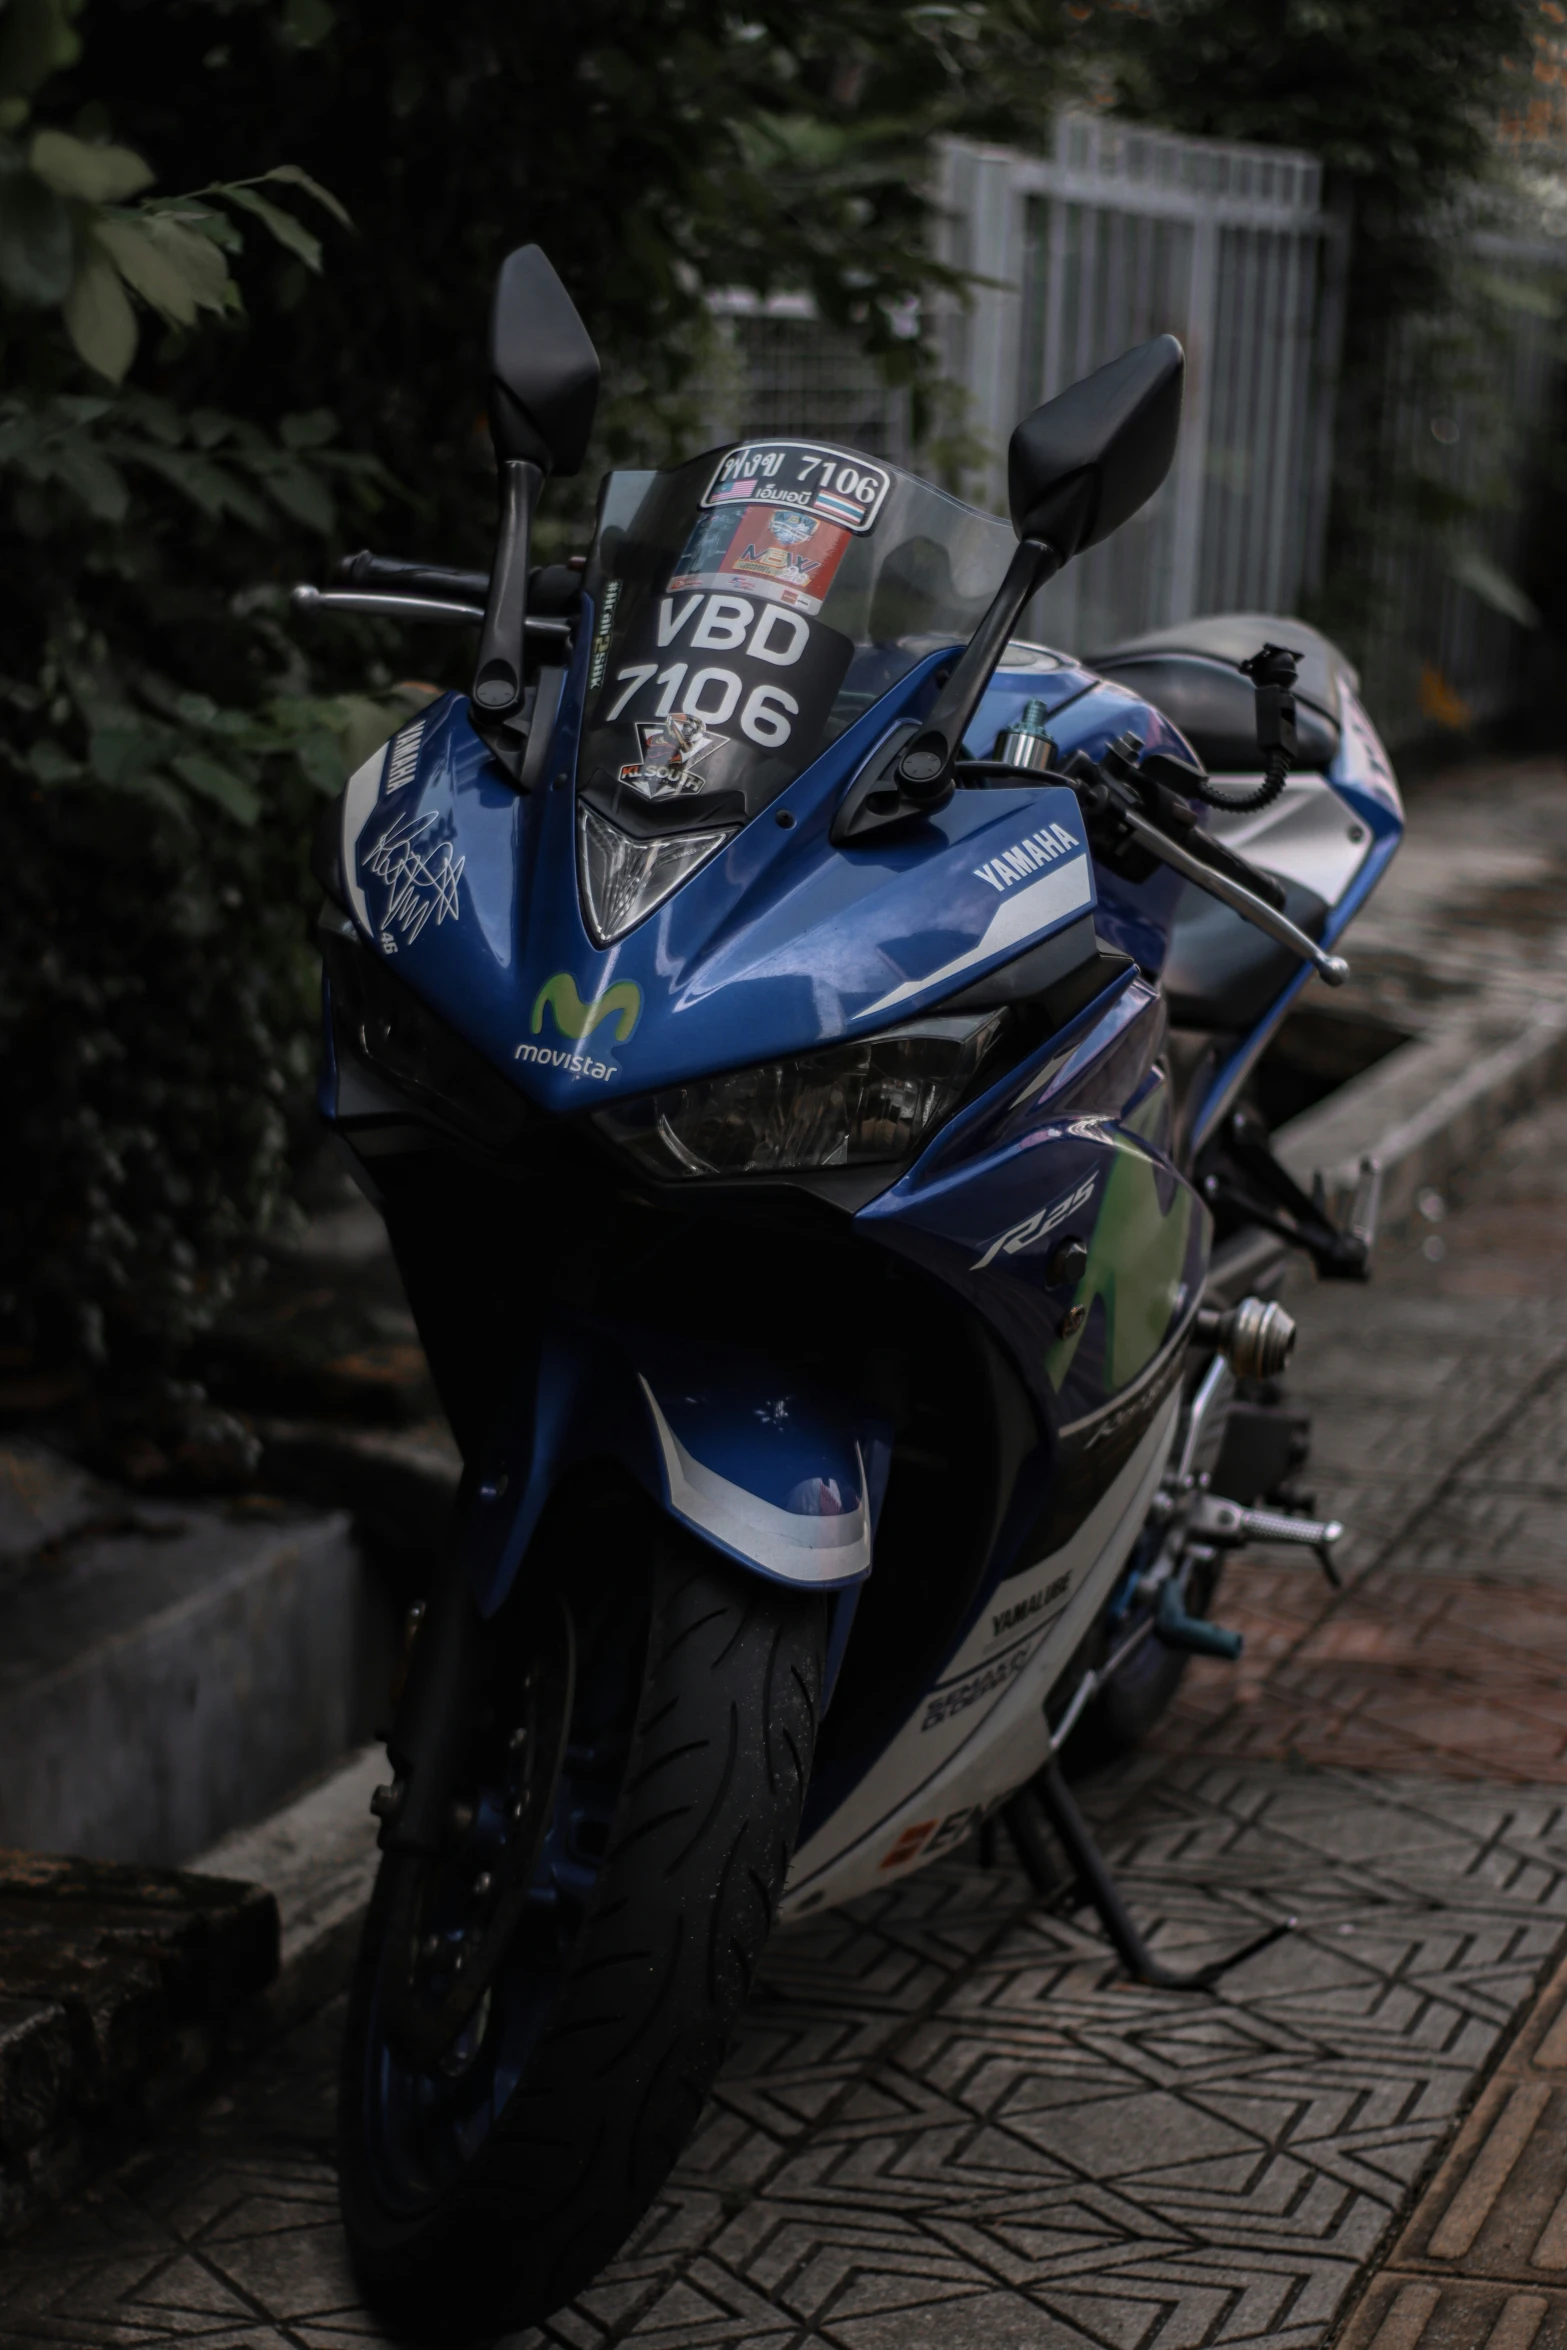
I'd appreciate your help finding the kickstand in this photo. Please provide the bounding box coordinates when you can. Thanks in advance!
[1005,1757,1294,1991]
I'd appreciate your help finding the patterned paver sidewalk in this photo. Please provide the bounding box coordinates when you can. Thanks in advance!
[4,1766,1567,2350]
[1338,1945,1567,2350]
[7,1090,1567,2344]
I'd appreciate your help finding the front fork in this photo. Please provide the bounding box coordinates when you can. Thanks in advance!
[370,1525,487,1857]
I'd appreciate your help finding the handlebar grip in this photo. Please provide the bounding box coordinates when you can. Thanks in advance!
[338,549,490,599]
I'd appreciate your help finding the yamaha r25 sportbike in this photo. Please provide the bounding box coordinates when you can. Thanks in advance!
[299,245,1402,2337]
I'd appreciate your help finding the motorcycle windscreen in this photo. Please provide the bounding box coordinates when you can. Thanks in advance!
[579,443,1016,830]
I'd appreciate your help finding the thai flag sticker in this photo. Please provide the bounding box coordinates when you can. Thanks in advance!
[701,442,892,532]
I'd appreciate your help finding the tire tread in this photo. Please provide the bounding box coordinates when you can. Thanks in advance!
[338,1522,826,2340]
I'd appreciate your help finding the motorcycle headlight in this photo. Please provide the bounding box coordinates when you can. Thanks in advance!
[593,1012,1006,1179]
[321,919,533,1150]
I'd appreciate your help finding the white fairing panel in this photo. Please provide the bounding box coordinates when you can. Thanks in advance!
[1201,773,1371,908]
[780,1390,1180,1916]
[638,1377,872,1586]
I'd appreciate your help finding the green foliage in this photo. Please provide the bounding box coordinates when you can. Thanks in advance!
[12,0,1538,1383]
[0,0,1089,1384]
[1094,0,1533,262]
[0,0,421,1376]
[68,1,1089,552]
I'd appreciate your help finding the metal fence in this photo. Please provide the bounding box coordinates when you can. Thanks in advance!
[934,116,1337,657]
[693,290,913,468]
[690,114,1565,737]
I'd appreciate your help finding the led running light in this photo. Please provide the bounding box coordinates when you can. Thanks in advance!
[577,804,730,947]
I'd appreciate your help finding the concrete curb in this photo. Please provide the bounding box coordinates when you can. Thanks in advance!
[1275,1007,1567,1227]
[188,1744,383,2039]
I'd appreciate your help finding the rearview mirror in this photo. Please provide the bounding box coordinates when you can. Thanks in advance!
[1008,334,1184,557]
[488,244,600,476]
[472,247,599,755]
[845,334,1185,828]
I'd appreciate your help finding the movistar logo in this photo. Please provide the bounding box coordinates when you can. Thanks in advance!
[531,972,641,1044]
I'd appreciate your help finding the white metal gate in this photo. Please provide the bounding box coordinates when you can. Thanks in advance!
[934,115,1335,655]
[692,290,913,468]
[682,116,1562,741]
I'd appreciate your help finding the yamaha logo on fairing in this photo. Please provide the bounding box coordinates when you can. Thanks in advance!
[992,1571,1069,1641]
[973,820,1081,894]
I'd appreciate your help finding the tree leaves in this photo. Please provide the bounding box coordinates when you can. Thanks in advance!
[0,120,352,389]
[0,25,384,1379]
[94,213,229,326]
[0,0,80,115]
[0,147,70,301]
[1448,544,1542,628]
[220,182,322,272]
[259,163,351,228]
[30,129,153,203]
[171,750,262,824]
[62,241,136,380]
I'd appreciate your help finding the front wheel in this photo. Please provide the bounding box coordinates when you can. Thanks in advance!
[337,1497,827,2342]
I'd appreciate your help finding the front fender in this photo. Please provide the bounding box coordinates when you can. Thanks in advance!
[461,1318,891,1617]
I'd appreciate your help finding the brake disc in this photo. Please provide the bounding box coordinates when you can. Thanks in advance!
[379,1594,576,2070]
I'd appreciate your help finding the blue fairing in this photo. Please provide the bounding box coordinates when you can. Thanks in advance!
[324,576,1399,1679]
[338,618,1104,1112]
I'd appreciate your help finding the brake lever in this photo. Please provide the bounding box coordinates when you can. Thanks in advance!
[1068,736,1350,989]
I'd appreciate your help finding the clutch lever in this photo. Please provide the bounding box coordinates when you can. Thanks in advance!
[1067,737,1350,989]
[1120,801,1349,987]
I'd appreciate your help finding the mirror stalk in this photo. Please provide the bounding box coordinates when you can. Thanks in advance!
[472,458,543,736]
[895,536,1061,805]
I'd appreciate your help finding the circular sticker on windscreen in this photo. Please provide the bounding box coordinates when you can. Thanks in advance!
[702,440,892,535]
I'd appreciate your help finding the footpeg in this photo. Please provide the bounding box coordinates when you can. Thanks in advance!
[1348,1153,1382,1255]
[1199,1108,1374,1281]
[1192,1493,1344,1587]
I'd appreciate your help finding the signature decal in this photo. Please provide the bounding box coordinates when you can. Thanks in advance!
[531,972,641,1045]
[365,809,463,951]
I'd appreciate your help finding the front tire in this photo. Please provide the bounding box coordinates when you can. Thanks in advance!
[338,1503,827,2341]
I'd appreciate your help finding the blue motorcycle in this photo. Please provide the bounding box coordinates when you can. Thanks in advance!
[299,246,1402,2338]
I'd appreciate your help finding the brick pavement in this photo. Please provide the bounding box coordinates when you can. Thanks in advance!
[5,1103,1567,2347]
[1333,1941,1567,2350]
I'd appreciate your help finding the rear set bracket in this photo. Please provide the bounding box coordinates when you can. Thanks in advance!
[999,1291,1355,1987]
[1200,1107,1381,1281]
